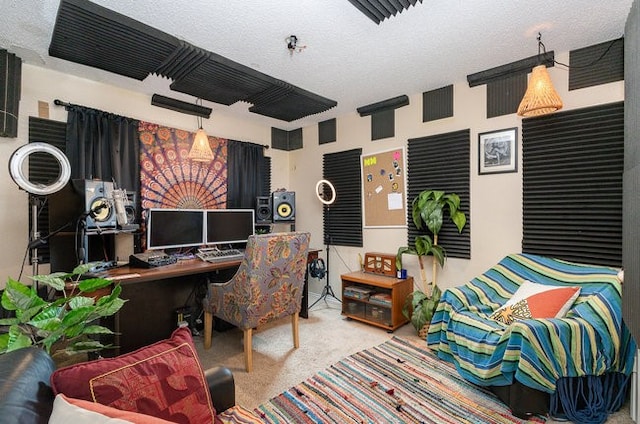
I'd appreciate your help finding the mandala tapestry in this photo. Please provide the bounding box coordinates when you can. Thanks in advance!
[139,121,227,211]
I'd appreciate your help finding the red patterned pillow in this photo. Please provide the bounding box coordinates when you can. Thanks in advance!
[490,280,580,325]
[51,327,216,424]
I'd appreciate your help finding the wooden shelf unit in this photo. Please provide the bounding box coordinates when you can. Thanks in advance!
[341,271,412,332]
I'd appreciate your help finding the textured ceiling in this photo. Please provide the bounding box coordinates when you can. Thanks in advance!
[47,0,338,122]
[0,0,633,129]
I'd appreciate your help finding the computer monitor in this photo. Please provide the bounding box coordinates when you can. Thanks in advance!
[146,208,205,250]
[206,209,255,246]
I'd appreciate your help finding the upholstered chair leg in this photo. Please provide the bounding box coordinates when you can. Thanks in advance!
[292,313,299,348]
[204,311,213,349]
[244,328,253,372]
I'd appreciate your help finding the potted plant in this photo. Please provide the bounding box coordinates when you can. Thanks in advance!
[397,190,467,336]
[0,262,126,365]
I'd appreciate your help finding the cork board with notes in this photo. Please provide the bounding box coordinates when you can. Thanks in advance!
[361,148,406,228]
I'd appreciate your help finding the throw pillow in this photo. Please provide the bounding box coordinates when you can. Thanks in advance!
[490,280,580,325]
[49,393,175,424]
[51,327,216,424]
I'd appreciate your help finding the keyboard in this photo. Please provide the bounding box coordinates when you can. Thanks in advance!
[129,251,178,268]
[196,247,244,263]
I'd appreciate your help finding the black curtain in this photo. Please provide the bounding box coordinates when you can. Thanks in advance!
[226,140,265,209]
[65,105,140,192]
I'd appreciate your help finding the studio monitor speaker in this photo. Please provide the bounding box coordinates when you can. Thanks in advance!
[0,49,22,138]
[49,179,117,230]
[124,191,137,224]
[255,196,272,224]
[272,191,295,222]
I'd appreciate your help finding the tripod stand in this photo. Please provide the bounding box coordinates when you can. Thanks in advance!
[310,204,341,308]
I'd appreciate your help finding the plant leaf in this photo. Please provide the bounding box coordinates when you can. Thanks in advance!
[96,284,121,306]
[2,278,44,311]
[39,332,64,354]
[3,325,34,352]
[424,205,443,236]
[97,297,126,317]
[82,325,114,335]
[396,246,416,270]
[69,296,95,310]
[444,193,461,210]
[31,273,69,291]
[78,278,112,293]
[431,245,445,267]
[64,323,86,338]
[29,305,64,330]
[61,306,94,327]
[68,340,106,352]
[72,262,100,276]
[451,210,467,233]
[414,235,434,256]
[0,317,19,326]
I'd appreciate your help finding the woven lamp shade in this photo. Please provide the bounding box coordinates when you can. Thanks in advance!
[188,128,214,162]
[517,65,563,117]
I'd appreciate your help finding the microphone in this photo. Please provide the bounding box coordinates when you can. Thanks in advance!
[112,188,128,226]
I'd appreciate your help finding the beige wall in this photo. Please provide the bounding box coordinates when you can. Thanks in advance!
[0,50,624,295]
[293,50,624,296]
[0,64,286,287]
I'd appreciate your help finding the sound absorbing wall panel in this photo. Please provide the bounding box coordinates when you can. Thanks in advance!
[622,0,640,349]
[0,49,22,138]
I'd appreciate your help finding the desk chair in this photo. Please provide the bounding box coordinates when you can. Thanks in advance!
[202,232,311,372]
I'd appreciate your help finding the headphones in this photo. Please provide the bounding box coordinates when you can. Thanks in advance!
[308,258,326,279]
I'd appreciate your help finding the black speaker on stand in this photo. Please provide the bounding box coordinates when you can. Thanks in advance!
[272,191,296,222]
[255,196,272,224]
[48,179,118,271]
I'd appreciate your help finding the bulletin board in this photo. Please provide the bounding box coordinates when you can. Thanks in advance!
[361,147,407,228]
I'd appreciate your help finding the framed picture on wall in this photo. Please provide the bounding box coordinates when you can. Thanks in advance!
[478,127,517,175]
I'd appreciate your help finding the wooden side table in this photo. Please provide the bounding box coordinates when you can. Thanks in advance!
[341,271,413,332]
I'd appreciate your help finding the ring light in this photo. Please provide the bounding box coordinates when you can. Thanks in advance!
[315,179,336,205]
[9,142,71,195]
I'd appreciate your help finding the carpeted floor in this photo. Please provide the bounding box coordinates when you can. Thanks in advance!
[255,336,545,423]
[194,298,633,423]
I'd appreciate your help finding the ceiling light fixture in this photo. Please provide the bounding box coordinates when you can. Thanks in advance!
[286,35,306,55]
[517,33,563,117]
[188,99,214,162]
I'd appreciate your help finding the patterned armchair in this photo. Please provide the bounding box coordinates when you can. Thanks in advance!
[202,232,311,372]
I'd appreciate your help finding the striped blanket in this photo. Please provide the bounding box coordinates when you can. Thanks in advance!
[427,253,636,393]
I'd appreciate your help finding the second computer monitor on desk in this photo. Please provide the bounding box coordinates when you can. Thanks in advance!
[206,209,255,246]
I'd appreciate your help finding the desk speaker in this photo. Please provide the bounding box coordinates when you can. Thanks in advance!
[255,196,272,224]
[124,191,137,224]
[49,179,117,230]
[272,191,295,222]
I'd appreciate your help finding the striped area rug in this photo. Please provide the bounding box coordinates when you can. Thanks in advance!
[251,337,545,423]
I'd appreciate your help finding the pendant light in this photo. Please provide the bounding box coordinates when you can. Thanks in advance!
[517,33,563,117]
[188,99,214,162]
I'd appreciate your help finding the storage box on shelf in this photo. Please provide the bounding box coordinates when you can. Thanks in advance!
[341,271,412,332]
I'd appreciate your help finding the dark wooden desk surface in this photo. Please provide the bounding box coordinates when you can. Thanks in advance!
[102,249,321,354]
[103,257,243,284]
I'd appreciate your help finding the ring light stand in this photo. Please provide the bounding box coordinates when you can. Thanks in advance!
[9,142,71,281]
[310,179,341,309]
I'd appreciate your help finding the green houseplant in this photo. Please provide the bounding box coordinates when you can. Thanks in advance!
[0,262,125,364]
[397,190,467,336]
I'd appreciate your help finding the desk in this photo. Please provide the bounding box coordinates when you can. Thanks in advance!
[103,258,242,354]
[301,248,321,319]
[104,257,242,283]
[103,249,320,354]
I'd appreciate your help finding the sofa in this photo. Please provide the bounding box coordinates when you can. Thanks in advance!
[427,253,636,423]
[0,330,235,424]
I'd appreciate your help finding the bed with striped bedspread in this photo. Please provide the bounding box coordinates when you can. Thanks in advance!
[426,253,636,393]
